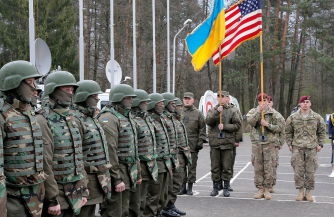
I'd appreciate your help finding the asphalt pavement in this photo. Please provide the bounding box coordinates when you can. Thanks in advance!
[175,136,334,217]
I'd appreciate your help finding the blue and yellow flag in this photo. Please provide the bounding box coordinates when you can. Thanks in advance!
[185,0,225,71]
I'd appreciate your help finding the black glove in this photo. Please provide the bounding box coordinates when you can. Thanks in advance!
[195,145,203,151]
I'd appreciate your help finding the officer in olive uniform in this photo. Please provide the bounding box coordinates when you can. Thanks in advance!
[98,84,141,217]
[206,91,241,197]
[0,61,47,217]
[143,93,172,217]
[36,71,89,217]
[129,89,158,217]
[71,80,112,217]
[179,92,206,196]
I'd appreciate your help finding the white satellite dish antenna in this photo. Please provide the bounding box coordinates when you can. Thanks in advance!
[35,38,52,76]
[106,60,122,85]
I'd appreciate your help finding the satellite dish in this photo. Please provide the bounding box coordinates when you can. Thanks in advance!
[106,60,122,85]
[35,38,52,76]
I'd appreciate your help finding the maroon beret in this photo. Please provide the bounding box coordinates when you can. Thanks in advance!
[299,95,311,103]
[268,96,273,102]
[257,93,268,102]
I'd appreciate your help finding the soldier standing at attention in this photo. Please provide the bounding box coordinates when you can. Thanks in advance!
[129,89,158,217]
[36,71,89,217]
[97,84,141,217]
[179,92,206,196]
[286,96,326,202]
[206,91,241,197]
[247,93,285,200]
[71,80,112,217]
[225,95,243,192]
[0,61,47,217]
[143,93,172,217]
[267,96,285,193]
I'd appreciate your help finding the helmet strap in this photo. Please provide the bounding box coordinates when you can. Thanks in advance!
[15,80,36,103]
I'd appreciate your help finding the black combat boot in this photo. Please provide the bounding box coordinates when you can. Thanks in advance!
[210,181,219,196]
[187,183,193,195]
[223,181,230,197]
[161,207,181,217]
[228,182,233,191]
[217,179,223,191]
[157,211,164,217]
[168,201,186,216]
[178,183,187,195]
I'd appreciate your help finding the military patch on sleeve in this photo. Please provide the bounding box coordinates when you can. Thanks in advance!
[103,119,109,122]
[248,109,255,114]
[286,118,290,124]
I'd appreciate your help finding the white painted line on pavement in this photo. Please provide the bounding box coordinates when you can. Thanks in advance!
[194,172,211,185]
[216,162,251,197]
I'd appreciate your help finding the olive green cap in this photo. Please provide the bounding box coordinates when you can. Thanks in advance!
[44,71,78,95]
[161,92,178,107]
[175,98,183,106]
[132,89,150,107]
[217,91,229,96]
[0,60,42,91]
[147,93,165,110]
[109,84,136,102]
[183,92,194,99]
[73,80,103,103]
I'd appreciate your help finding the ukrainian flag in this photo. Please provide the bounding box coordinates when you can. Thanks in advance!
[185,0,225,71]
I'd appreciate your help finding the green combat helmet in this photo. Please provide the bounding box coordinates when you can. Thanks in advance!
[175,97,183,106]
[0,60,42,91]
[73,80,103,103]
[161,92,178,107]
[147,93,165,110]
[109,84,136,102]
[132,89,151,107]
[44,71,78,95]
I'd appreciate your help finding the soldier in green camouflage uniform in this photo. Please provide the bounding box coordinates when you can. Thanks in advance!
[129,89,158,217]
[71,80,112,217]
[97,84,141,217]
[206,91,241,197]
[267,96,285,193]
[246,93,285,200]
[180,92,206,196]
[36,71,89,217]
[0,61,48,217]
[143,93,172,217]
[286,95,326,202]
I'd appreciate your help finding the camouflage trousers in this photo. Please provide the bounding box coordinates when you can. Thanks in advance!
[210,147,233,181]
[291,147,318,190]
[251,143,276,188]
[168,152,186,204]
[273,146,280,186]
[183,152,198,184]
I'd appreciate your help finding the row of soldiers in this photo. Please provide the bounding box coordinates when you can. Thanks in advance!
[0,60,206,217]
[205,91,325,202]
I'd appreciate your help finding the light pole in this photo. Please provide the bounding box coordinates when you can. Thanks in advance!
[79,0,84,81]
[173,19,192,95]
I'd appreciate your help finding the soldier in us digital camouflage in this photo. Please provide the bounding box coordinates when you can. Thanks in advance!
[35,71,89,217]
[286,96,326,202]
[179,92,206,196]
[71,80,112,217]
[206,91,241,197]
[97,84,141,217]
[129,89,158,217]
[247,93,285,200]
[143,93,172,217]
[267,96,285,193]
[0,60,47,217]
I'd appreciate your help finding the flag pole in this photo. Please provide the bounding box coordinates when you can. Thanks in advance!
[219,45,222,125]
[260,32,264,135]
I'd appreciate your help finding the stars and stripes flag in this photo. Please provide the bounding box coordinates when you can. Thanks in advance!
[212,0,262,65]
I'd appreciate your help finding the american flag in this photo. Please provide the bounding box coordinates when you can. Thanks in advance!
[212,0,262,64]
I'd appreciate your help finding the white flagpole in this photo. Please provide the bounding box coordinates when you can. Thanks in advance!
[29,0,35,65]
[167,0,170,93]
[79,0,84,81]
[153,0,156,93]
[110,0,115,88]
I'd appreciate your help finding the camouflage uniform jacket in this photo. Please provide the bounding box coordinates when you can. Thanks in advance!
[247,105,285,145]
[285,109,326,148]
[181,105,206,152]
[97,104,141,189]
[271,108,286,147]
[36,99,89,210]
[229,103,243,142]
[206,104,241,149]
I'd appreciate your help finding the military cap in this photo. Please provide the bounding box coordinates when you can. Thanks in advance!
[217,91,229,96]
[268,96,273,102]
[184,92,194,99]
[257,93,268,101]
[299,95,311,103]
